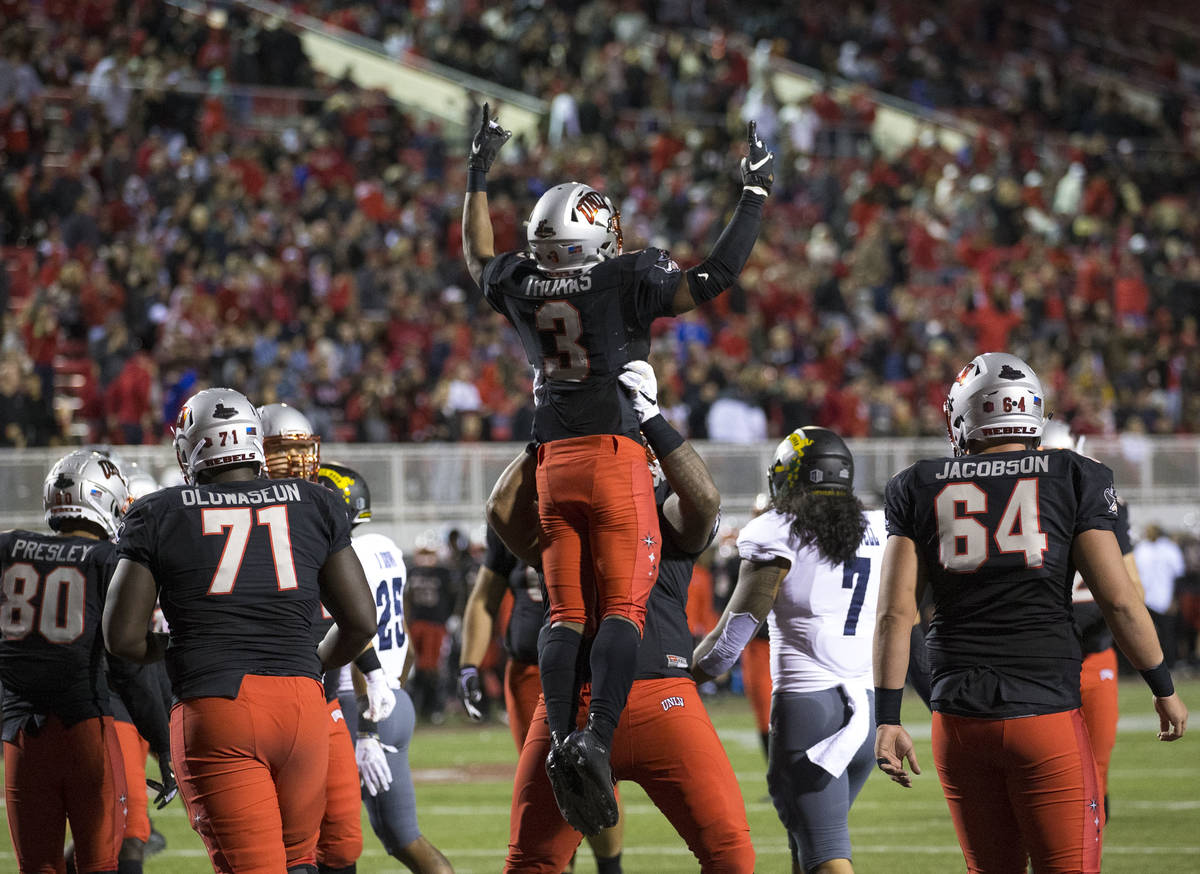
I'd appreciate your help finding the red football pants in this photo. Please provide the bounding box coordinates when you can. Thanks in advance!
[505,658,541,753]
[113,720,151,843]
[1079,648,1118,799]
[317,698,363,868]
[932,709,1104,874]
[171,675,329,874]
[741,637,772,735]
[536,435,659,631]
[409,620,448,673]
[5,714,126,874]
[506,678,755,873]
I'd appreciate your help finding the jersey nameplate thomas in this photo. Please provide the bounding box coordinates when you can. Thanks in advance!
[934,455,1050,480]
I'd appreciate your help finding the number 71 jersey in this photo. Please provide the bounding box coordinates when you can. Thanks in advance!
[884,448,1119,715]
[481,248,682,443]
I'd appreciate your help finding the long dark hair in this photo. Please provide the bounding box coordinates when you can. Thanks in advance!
[772,487,868,568]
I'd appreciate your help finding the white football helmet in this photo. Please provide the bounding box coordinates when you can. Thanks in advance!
[944,353,1046,456]
[173,388,265,484]
[527,182,622,274]
[123,462,160,502]
[1040,419,1085,453]
[258,402,320,481]
[43,449,130,539]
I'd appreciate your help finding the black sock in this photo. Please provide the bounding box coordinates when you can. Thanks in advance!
[540,624,584,737]
[760,730,770,759]
[117,861,142,874]
[595,851,623,874]
[587,617,641,747]
[316,865,355,874]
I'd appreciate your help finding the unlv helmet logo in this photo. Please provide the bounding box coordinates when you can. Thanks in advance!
[998,364,1027,381]
[574,191,609,225]
[212,403,239,420]
[533,219,555,239]
[97,459,120,479]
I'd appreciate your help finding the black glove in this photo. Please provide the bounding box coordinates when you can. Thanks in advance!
[147,753,178,809]
[468,102,512,173]
[739,120,774,195]
[457,665,484,721]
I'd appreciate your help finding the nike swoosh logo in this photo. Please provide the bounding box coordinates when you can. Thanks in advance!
[697,272,709,280]
[471,142,481,154]
[748,154,771,171]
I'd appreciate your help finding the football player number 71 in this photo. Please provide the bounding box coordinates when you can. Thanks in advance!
[202,506,299,594]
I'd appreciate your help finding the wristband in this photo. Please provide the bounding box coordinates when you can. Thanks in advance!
[640,414,685,458]
[874,687,904,725]
[358,714,379,736]
[1139,661,1175,698]
[467,168,488,193]
[354,647,382,674]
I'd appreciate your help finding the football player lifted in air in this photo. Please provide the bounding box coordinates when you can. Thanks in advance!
[103,388,377,874]
[694,427,884,874]
[462,103,774,830]
[317,461,455,874]
[873,353,1188,874]
[2,450,136,874]
[491,361,755,872]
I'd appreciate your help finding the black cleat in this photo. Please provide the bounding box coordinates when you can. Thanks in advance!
[546,732,601,835]
[560,724,618,834]
[145,820,167,856]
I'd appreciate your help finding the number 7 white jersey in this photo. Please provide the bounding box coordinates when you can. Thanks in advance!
[737,509,886,694]
[352,531,409,686]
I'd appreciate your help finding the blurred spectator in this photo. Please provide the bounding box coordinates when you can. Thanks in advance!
[1134,525,1185,668]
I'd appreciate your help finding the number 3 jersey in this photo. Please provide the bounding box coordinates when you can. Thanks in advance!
[481,248,682,443]
[0,531,117,738]
[737,509,886,694]
[884,448,1119,718]
[117,478,352,701]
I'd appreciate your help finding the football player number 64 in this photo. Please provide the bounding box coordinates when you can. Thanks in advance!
[935,479,1048,573]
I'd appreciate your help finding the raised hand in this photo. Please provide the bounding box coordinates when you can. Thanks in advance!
[468,102,512,173]
[740,120,774,195]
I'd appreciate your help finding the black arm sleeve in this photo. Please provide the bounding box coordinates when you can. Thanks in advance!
[107,656,172,755]
[685,190,766,303]
[905,622,933,712]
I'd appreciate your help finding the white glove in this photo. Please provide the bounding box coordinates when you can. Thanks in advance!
[356,735,396,797]
[363,669,396,722]
[619,360,661,423]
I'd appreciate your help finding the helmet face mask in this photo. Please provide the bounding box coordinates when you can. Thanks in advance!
[527,182,622,275]
[173,388,266,485]
[258,403,321,481]
[768,427,854,499]
[944,353,1046,457]
[317,462,371,526]
[44,449,130,539]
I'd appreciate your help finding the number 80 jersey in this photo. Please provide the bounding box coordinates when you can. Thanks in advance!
[884,448,1119,718]
[481,248,682,444]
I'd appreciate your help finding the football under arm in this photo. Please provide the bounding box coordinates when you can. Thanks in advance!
[659,441,722,555]
[103,558,167,664]
[317,545,378,673]
[460,565,509,669]
[873,535,921,693]
[670,189,767,315]
[485,446,541,566]
[1075,528,1165,670]
[462,190,495,287]
[693,557,788,682]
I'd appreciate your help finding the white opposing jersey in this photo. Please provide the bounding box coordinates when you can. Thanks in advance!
[738,508,886,694]
[352,530,409,687]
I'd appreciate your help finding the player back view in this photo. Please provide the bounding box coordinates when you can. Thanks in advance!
[103,388,377,874]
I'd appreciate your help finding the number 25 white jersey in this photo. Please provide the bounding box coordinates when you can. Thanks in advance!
[352,530,409,686]
[737,508,886,694]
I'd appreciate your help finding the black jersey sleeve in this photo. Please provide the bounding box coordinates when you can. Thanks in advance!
[309,483,353,556]
[1115,500,1133,554]
[117,494,160,573]
[1072,455,1119,536]
[483,526,519,577]
[480,251,525,315]
[627,248,683,331]
[884,465,918,539]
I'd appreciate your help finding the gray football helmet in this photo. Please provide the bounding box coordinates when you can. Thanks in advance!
[258,403,320,481]
[944,352,1046,456]
[1040,419,1085,453]
[123,462,160,502]
[43,449,130,538]
[527,182,622,274]
[173,388,265,484]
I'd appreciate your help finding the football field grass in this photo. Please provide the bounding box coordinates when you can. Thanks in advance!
[5,677,1197,872]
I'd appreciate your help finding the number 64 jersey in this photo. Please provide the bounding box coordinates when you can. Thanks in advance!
[884,448,1119,719]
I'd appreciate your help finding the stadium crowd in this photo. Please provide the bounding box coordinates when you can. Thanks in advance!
[1,0,1199,453]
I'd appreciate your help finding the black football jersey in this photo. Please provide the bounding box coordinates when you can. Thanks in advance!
[0,531,118,738]
[481,248,682,443]
[405,565,456,625]
[885,448,1118,718]
[1073,499,1133,655]
[482,526,544,665]
[117,478,352,700]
